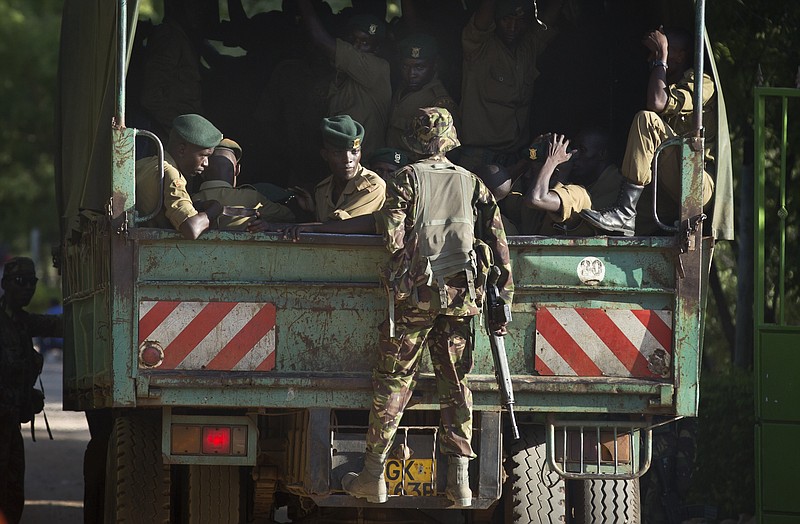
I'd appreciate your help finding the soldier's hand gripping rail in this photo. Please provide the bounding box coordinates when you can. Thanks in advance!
[485,266,520,441]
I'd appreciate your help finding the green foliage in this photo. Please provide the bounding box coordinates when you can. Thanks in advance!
[702,241,737,370]
[690,368,755,517]
[0,0,63,253]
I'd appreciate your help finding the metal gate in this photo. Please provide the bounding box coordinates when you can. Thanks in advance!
[754,86,800,522]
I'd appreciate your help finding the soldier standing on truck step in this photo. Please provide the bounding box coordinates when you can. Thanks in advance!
[265,107,514,507]
[135,113,225,239]
[0,257,63,524]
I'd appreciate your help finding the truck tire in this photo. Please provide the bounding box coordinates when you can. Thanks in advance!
[184,465,242,523]
[571,478,641,524]
[504,426,567,523]
[104,414,171,523]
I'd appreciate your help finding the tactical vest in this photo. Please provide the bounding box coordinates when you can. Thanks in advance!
[413,159,476,276]
[402,160,480,312]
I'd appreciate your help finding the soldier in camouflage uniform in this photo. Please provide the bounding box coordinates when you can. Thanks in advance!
[0,257,62,524]
[276,108,513,507]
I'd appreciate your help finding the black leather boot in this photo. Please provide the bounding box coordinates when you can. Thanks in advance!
[579,181,645,236]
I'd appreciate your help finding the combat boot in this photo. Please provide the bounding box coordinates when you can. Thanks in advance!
[579,181,645,237]
[342,451,388,503]
[445,456,472,507]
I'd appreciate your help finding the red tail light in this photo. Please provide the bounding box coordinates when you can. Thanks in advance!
[202,427,231,454]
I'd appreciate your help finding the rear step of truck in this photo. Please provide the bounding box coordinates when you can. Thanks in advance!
[545,416,653,480]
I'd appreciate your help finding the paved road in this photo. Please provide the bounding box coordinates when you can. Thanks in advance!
[20,351,88,524]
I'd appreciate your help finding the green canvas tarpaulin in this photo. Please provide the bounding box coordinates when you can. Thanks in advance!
[54,0,733,240]
[55,0,138,234]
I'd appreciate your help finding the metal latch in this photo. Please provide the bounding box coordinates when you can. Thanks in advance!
[676,213,706,278]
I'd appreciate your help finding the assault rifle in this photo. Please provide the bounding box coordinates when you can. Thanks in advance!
[485,266,520,441]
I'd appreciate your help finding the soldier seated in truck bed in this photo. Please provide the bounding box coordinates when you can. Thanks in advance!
[522,128,627,236]
[192,139,296,231]
[135,113,226,239]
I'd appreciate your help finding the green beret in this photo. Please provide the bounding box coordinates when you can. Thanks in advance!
[3,256,35,278]
[397,33,439,60]
[321,115,365,150]
[216,138,242,162]
[403,107,460,156]
[496,0,532,18]
[172,114,223,149]
[347,14,386,39]
[369,148,410,168]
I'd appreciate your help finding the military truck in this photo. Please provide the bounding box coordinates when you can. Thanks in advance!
[55,0,731,522]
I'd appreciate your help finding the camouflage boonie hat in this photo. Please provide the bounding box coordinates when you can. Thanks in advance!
[402,107,460,156]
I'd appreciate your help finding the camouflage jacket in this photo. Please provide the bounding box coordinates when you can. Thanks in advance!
[375,157,514,316]
[0,297,61,419]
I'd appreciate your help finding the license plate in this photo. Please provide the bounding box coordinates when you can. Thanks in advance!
[384,458,435,496]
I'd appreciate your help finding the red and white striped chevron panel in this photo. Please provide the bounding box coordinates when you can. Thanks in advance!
[138,301,276,371]
[534,308,673,378]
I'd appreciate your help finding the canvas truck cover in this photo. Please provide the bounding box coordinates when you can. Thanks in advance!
[55,0,139,235]
[55,1,734,240]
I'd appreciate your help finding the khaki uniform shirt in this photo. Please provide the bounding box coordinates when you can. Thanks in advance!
[385,77,459,156]
[314,165,386,222]
[192,180,296,230]
[459,15,545,152]
[135,152,198,229]
[661,70,716,164]
[330,39,392,157]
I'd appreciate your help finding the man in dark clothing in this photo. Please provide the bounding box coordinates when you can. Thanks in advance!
[0,257,62,524]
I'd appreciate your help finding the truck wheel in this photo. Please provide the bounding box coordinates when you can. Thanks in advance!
[104,414,171,523]
[504,426,567,523]
[183,465,242,523]
[571,478,641,524]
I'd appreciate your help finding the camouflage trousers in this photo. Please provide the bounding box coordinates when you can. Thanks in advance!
[365,305,476,459]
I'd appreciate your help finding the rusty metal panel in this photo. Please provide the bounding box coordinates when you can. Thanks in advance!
[123,232,691,415]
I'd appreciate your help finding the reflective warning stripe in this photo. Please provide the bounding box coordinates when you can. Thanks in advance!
[138,301,277,371]
[535,307,672,378]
